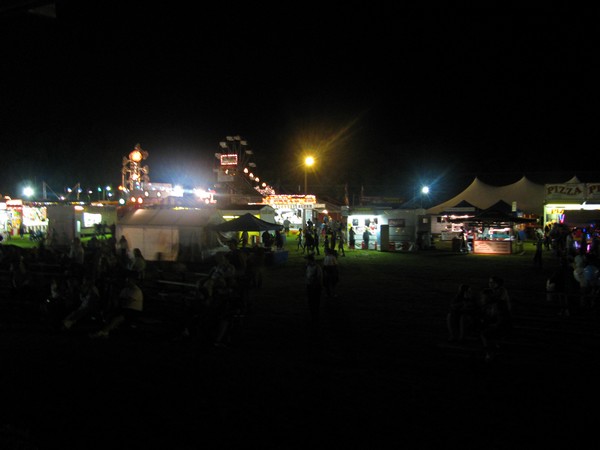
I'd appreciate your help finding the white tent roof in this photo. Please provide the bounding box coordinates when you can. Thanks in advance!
[118,208,224,227]
[563,175,581,184]
[427,176,546,215]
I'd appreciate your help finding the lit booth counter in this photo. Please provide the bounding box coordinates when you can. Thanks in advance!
[472,239,512,255]
[472,226,520,254]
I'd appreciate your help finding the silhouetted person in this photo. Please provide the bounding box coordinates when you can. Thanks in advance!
[480,287,512,362]
[89,271,143,339]
[117,235,129,266]
[362,230,370,249]
[447,284,477,342]
[305,254,323,324]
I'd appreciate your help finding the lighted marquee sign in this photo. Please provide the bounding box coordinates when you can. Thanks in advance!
[263,195,317,209]
[220,154,238,166]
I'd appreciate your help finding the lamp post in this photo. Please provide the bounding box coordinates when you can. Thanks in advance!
[420,185,429,208]
[303,156,315,229]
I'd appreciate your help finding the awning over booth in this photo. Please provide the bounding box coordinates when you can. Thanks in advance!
[450,201,538,225]
[211,213,283,232]
[440,200,481,215]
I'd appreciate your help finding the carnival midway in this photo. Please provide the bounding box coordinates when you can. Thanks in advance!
[1,137,600,258]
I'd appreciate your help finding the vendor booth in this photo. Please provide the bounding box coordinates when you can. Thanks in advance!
[256,194,323,233]
[210,212,287,264]
[218,204,277,245]
[451,202,537,254]
[47,203,117,247]
[0,199,48,240]
[347,208,423,251]
[544,179,600,229]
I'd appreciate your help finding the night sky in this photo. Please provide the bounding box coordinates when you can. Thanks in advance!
[1,4,596,205]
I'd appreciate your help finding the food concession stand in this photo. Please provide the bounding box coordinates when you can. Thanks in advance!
[451,208,537,255]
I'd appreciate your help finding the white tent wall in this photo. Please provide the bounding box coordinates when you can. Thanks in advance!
[118,226,179,262]
[115,207,225,262]
[178,227,222,261]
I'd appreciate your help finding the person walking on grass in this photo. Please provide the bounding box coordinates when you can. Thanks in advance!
[297,228,304,252]
[323,247,339,298]
[480,286,513,362]
[337,228,346,256]
[447,284,478,342]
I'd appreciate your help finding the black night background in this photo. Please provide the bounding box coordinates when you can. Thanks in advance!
[1,4,596,204]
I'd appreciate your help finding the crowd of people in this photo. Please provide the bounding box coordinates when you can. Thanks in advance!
[296,219,347,257]
[543,224,600,317]
[300,219,345,328]
[0,234,149,338]
[446,224,600,362]
[0,232,269,346]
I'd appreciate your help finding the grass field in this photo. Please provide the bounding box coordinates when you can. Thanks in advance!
[1,236,597,448]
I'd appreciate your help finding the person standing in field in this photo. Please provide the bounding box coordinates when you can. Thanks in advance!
[362,229,370,249]
[305,254,323,324]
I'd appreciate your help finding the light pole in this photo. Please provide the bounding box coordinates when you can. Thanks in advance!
[303,156,315,229]
[420,185,429,208]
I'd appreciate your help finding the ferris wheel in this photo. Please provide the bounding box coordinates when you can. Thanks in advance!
[214,135,256,183]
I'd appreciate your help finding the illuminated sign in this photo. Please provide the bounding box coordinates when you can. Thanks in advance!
[220,154,238,166]
[588,184,600,200]
[83,212,102,228]
[22,206,47,226]
[545,183,585,201]
[263,195,316,206]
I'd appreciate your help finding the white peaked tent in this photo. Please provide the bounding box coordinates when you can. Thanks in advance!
[116,207,226,262]
[427,176,546,216]
[563,176,581,184]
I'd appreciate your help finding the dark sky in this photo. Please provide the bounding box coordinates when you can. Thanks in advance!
[1,4,596,204]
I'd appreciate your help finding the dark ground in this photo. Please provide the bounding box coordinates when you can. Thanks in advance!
[1,241,599,449]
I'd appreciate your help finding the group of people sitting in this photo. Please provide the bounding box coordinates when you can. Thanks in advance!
[175,246,264,347]
[51,239,147,338]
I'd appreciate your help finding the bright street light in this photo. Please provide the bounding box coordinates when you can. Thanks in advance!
[303,155,315,229]
[23,186,34,198]
[304,156,314,195]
